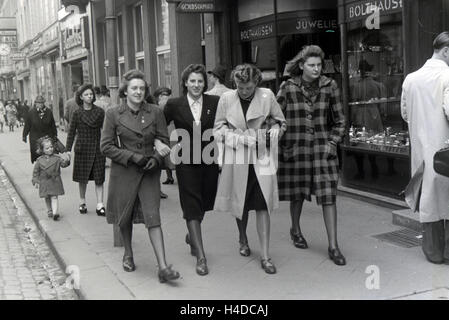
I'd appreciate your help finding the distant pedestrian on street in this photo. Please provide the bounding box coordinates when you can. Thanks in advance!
[66,84,106,217]
[100,70,180,283]
[277,45,347,266]
[401,31,449,264]
[205,65,232,97]
[153,86,175,186]
[213,64,287,274]
[0,100,5,133]
[32,136,71,221]
[64,83,80,131]
[164,64,220,276]
[94,85,112,112]
[5,100,18,132]
[23,96,58,164]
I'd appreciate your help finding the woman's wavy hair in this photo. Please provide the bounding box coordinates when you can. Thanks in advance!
[181,64,208,96]
[76,84,97,106]
[231,64,263,86]
[36,136,55,156]
[118,70,151,99]
[286,45,325,77]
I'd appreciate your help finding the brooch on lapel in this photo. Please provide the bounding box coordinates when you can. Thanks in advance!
[207,109,211,115]
[262,94,268,98]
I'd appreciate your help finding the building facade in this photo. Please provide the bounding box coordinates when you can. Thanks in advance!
[0,0,18,101]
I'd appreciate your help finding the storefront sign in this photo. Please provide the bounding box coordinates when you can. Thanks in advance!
[176,0,217,13]
[240,12,338,42]
[65,32,82,50]
[10,53,26,61]
[346,0,403,22]
[0,30,16,36]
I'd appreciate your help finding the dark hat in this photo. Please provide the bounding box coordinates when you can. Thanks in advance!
[208,65,227,83]
[153,87,172,98]
[35,95,46,103]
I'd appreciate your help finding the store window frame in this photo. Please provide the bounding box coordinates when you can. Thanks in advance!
[133,2,145,70]
[155,0,172,87]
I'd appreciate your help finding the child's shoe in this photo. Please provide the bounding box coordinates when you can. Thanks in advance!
[53,214,60,221]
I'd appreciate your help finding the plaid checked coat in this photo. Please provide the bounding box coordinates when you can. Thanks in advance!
[277,76,346,205]
[66,106,106,185]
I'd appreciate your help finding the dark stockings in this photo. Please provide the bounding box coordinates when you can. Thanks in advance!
[187,219,206,260]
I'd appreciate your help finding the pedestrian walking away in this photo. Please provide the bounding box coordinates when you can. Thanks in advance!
[22,96,58,164]
[66,84,106,216]
[64,83,80,131]
[0,100,5,133]
[164,64,220,276]
[277,45,347,266]
[100,69,180,283]
[32,136,71,221]
[205,65,232,97]
[401,31,449,265]
[213,64,287,274]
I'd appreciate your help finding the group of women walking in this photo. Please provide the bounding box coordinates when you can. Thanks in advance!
[23,45,347,284]
[99,44,346,283]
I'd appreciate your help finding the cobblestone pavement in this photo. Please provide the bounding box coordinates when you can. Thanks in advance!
[0,168,78,300]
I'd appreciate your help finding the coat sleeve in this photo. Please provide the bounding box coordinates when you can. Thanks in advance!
[32,161,40,185]
[276,81,288,113]
[49,111,57,138]
[151,108,170,166]
[23,111,31,140]
[65,111,78,152]
[443,78,449,121]
[268,91,287,136]
[328,81,346,145]
[401,79,409,123]
[100,109,136,167]
[213,95,230,142]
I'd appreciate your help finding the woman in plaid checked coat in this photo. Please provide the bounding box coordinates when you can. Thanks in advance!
[277,46,347,266]
[66,84,106,216]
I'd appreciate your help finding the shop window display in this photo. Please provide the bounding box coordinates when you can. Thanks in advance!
[342,13,410,198]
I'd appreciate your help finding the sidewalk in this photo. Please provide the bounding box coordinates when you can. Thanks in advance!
[1,129,448,300]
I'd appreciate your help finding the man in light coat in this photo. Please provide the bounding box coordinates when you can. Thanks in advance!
[401,31,449,264]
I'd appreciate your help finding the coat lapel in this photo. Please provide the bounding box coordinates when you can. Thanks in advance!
[141,103,155,130]
[200,94,214,128]
[245,89,266,124]
[118,104,144,134]
[181,96,195,129]
[227,91,248,130]
[40,156,58,171]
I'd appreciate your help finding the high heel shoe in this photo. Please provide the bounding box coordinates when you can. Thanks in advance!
[328,248,346,266]
[158,265,180,283]
[185,234,197,257]
[162,178,175,185]
[196,258,208,276]
[96,207,106,217]
[260,258,277,274]
[122,256,136,272]
[239,241,251,257]
[290,228,308,249]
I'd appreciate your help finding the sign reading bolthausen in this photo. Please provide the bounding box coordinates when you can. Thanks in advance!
[345,0,403,22]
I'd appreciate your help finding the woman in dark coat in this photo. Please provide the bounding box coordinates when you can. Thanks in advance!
[164,64,220,276]
[277,45,347,265]
[66,84,106,216]
[22,96,58,163]
[100,70,180,283]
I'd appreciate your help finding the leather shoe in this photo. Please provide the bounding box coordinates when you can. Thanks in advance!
[196,258,209,276]
[96,207,106,217]
[328,248,346,266]
[260,258,277,274]
[158,265,180,283]
[123,256,136,272]
[79,204,87,214]
[162,178,174,185]
[290,228,308,249]
[185,234,197,256]
[239,241,251,257]
[160,192,168,199]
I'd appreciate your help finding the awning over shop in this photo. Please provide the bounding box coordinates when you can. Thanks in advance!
[61,0,89,13]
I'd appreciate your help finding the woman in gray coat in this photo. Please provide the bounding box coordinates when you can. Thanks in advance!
[100,70,179,283]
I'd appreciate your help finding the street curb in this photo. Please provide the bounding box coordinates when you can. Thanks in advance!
[0,160,134,300]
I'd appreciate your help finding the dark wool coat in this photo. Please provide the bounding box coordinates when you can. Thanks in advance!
[164,94,220,221]
[100,103,168,228]
[66,106,106,185]
[277,76,346,205]
[32,155,70,198]
[23,107,58,163]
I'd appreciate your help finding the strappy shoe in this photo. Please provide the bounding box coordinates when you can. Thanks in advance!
[47,210,53,218]
[162,178,174,185]
[96,207,106,217]
[158,265,180,283]
[260,258,277,274]
[290,228,308,249]
[196,258,208,276]
[122,256,136,272]
[239,241,251,257]
[79,204,87,214]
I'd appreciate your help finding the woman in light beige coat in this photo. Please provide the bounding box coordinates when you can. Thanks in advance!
[213,64,287,274]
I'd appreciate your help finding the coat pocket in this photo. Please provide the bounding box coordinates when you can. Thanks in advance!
[280,144,301,162]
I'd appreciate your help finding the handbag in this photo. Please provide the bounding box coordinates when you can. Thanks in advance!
[433,147,449,177]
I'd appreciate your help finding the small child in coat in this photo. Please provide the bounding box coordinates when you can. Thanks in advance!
[32,136,71,221]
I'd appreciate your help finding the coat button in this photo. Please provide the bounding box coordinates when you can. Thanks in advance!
[307,114,313,120]
[307,101,313,106]
[308,128,315,134]
[137,143,143,149]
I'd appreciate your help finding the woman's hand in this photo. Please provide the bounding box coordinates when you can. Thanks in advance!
[143,158,158,172]
[268,128,281,141]
[154,139,171,157]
